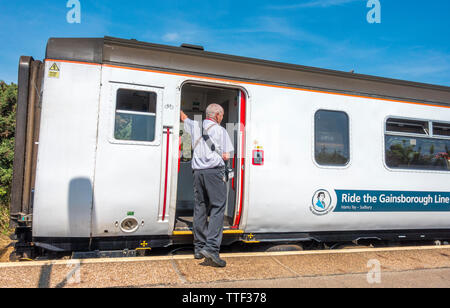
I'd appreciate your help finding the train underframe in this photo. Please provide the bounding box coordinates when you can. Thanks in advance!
[13,224,450,260]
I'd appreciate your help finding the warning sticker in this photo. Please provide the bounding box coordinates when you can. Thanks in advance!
[48,63,60,78]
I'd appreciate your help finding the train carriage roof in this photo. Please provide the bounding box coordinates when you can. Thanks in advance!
[45,36,450,107]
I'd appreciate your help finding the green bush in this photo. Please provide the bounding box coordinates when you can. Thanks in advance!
[0,206,10,235]
[0,81,17,234]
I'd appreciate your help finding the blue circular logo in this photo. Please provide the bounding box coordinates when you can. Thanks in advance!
[311,189,334,215]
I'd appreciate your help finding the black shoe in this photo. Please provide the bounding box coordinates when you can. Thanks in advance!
[194,251,204,260]
[199,249,226,267]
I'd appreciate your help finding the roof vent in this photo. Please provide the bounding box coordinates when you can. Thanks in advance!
[180,43,204,51]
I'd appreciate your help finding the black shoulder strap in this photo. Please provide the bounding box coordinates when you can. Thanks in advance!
[193,123,217,152]
[197,123,228,166]
[202,124,218,152]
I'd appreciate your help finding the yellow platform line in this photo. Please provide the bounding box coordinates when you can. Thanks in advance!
[172,230,244,236]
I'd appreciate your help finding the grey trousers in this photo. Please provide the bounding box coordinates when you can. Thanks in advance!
[193,167,227,255]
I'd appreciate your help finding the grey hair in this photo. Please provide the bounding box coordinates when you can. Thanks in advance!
[205,104,224,119]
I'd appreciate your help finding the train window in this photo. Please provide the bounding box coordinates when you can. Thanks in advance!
[314,110,350,166]
[433,122,450,137]
[114,89,157,142]
[386,118,429,135]
[385,136,450,171]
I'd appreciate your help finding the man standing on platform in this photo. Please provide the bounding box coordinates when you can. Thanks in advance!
[180,104,234,267]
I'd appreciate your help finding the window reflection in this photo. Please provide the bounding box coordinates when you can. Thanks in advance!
[314,110,350,166]
[114,89,157,142]
[385,136,450,171]
[115,113,156,142]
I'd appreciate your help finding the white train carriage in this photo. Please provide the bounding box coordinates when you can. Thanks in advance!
[11,37,450,256]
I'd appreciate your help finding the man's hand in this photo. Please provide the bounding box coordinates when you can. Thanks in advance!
[222,152,230,161]
[180,110,188,122]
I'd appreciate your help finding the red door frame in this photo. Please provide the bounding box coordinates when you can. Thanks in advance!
[232,90,246,228]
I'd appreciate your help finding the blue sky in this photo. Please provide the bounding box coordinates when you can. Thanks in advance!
[1,0,449,86]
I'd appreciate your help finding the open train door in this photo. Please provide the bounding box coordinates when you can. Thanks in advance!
[174,85,246,233]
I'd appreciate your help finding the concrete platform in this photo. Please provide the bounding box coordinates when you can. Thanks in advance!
[0,245,449,288]
[176,268,450,288]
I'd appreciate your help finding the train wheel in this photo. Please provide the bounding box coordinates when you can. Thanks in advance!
[264,244,303,252]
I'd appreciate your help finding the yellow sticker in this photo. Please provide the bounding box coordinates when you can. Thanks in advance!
[48,63,60,78]
[49,63,59,71]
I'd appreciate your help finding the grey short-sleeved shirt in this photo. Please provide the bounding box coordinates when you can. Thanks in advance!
[183,118,234,170]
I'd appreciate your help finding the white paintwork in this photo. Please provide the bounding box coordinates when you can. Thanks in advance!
[91,68,166,237]
[32,60,450,240]
[243,85,450,233]
[33,61,101,237]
